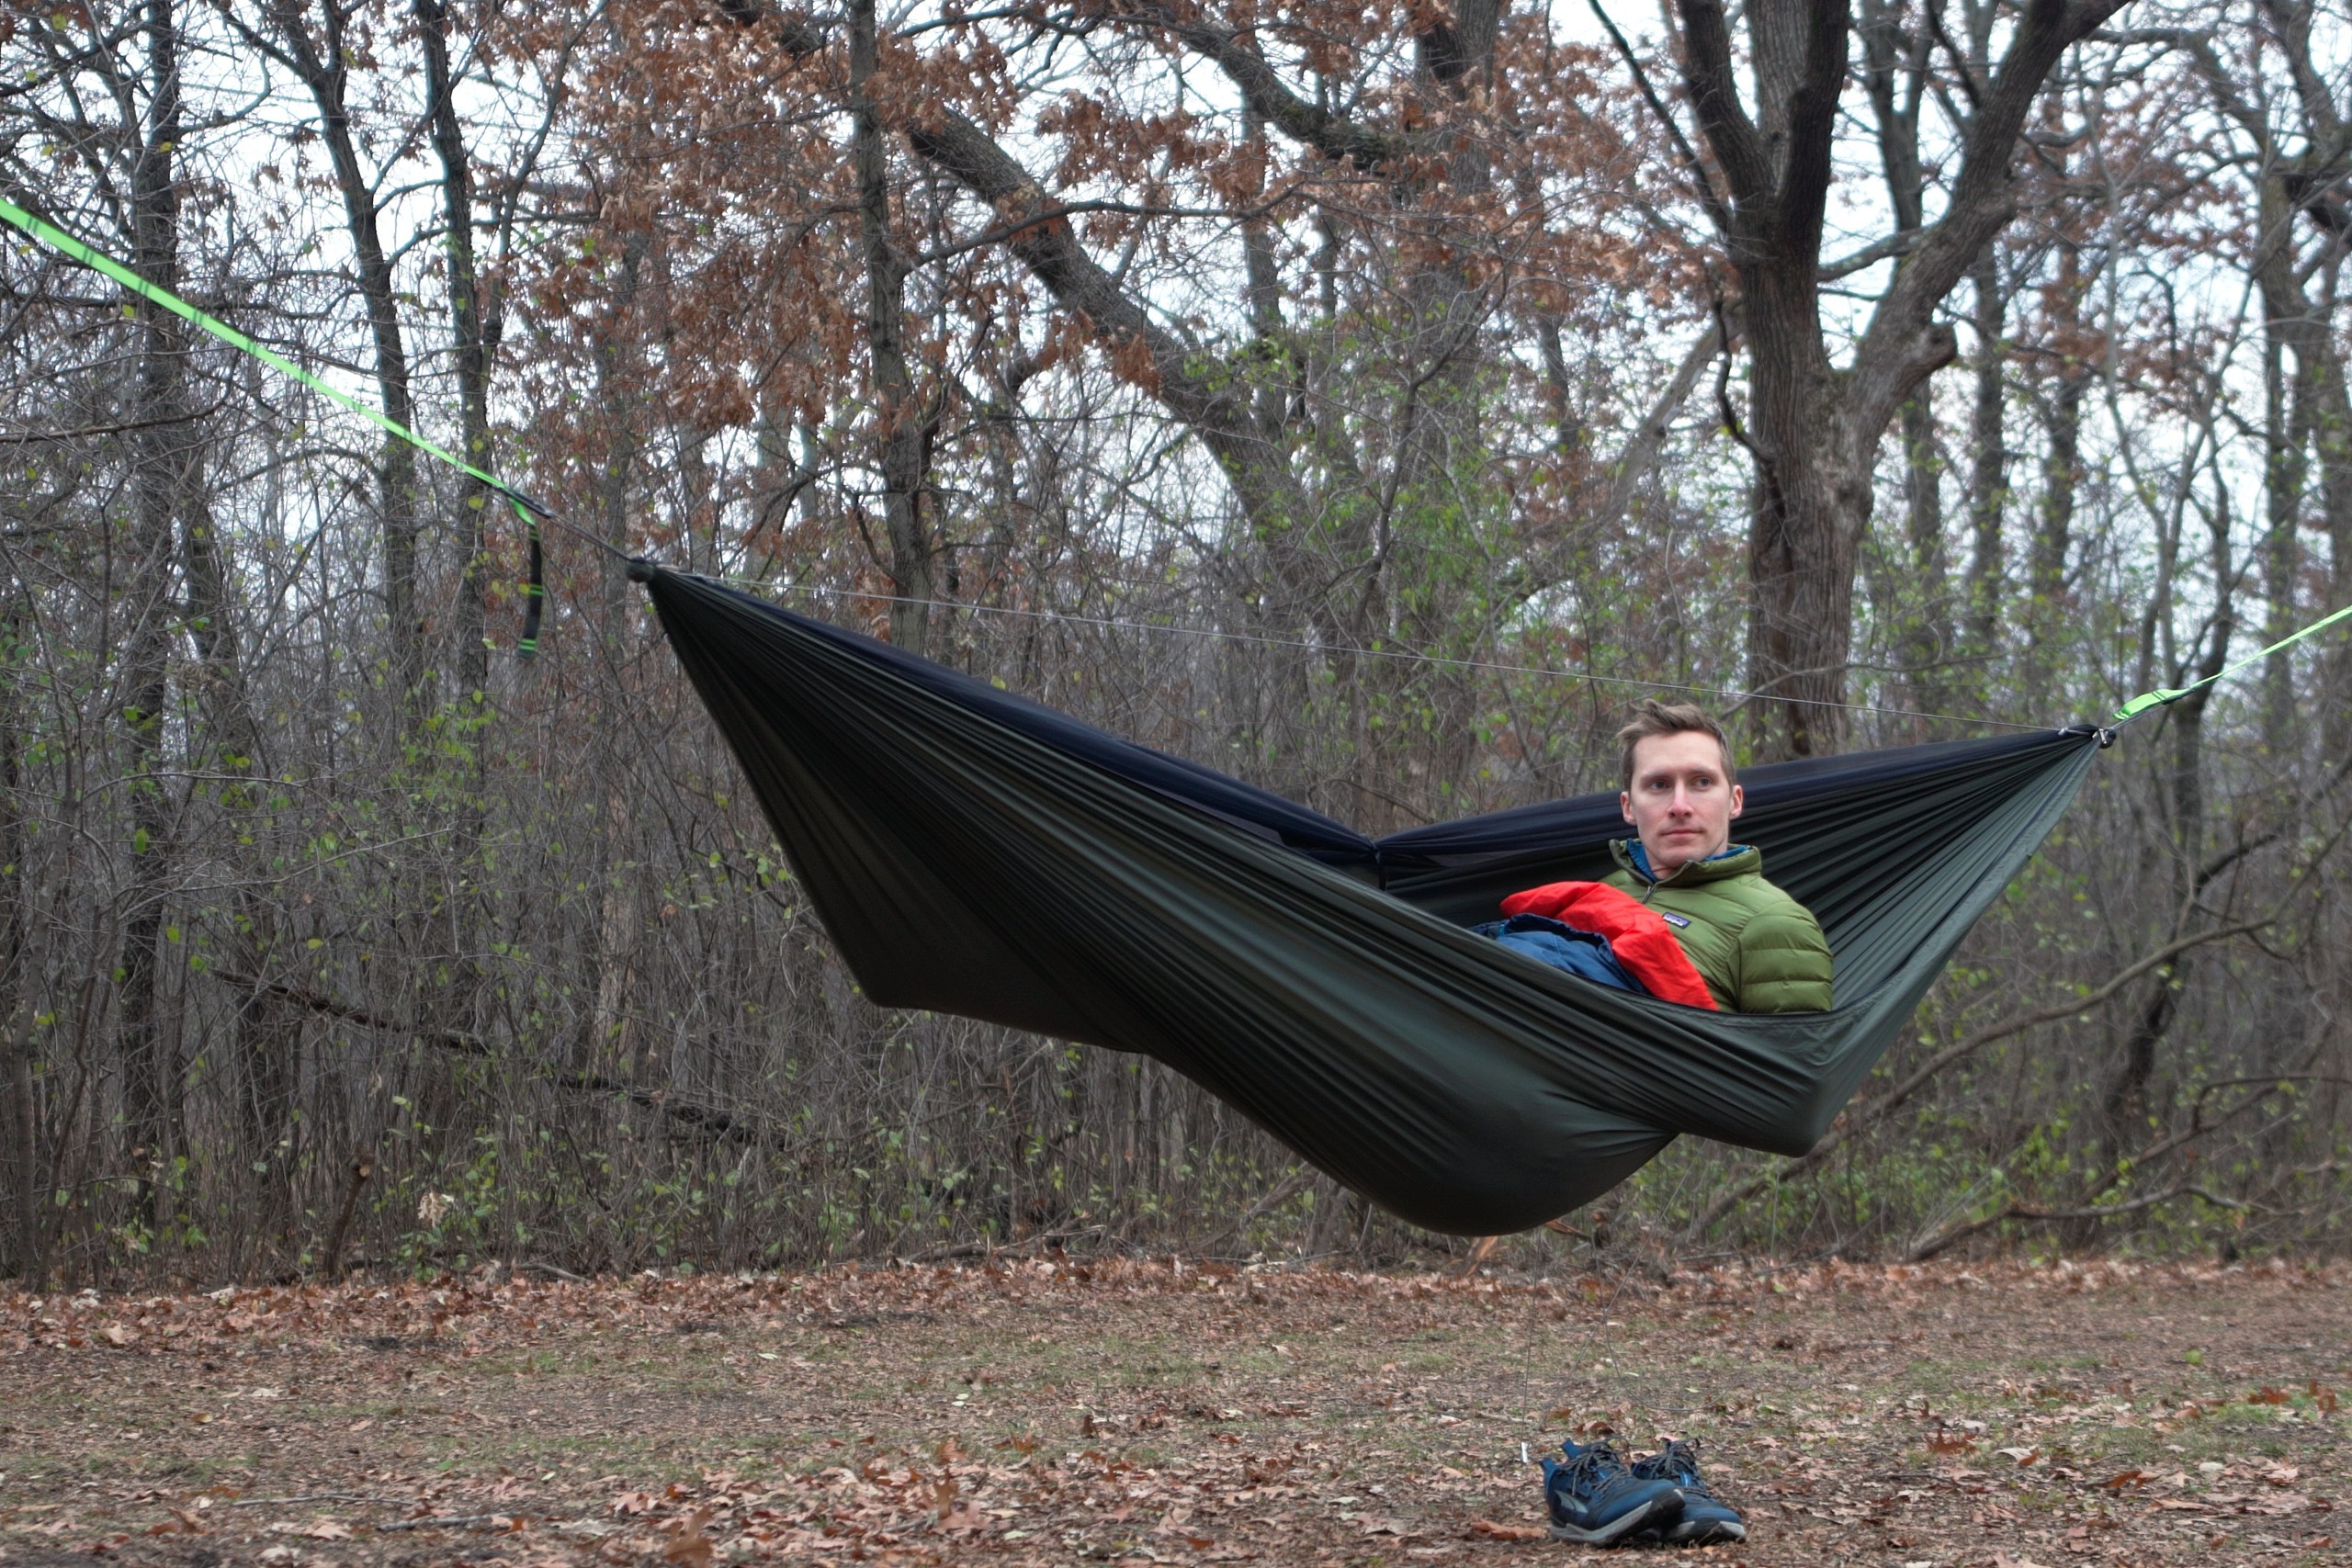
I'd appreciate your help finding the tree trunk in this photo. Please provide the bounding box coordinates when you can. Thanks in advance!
[2178,4,2352,766]
[418,0,497,698]
[2261,332,2307,760]
[2312,319,2352,768]
[256,0,426,715]
[2030,355,2091,659]
[2250,186,2352,766]
[417,0,497,1086]
[1741,281,1871,757]
[0,604,40,1281]
[1896,392,1950,729]
[1964,247,2009,666]
[119,0,191,1232]
[2103,500,2233,1158]
[1671,0,2126,754]
[850,0,936,656]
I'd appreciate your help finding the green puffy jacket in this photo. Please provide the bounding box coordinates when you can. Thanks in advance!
[1601,840,1834,1013]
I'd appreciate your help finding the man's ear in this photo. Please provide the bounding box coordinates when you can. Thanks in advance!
[1726,784,1745,820]
[1620,790,1635,825]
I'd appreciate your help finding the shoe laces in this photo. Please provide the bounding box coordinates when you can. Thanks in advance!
[1635,1438,1717,1497]
[1550,1442,1644,1505]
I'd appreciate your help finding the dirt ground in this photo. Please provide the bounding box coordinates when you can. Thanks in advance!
[1,1257,2345,1567]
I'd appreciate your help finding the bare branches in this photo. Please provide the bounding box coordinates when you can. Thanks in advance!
[1108,1,1405,173]
[1678,919,2271,1247]
[1854,0,2132,437]
[1587,0,1730,234]
[902,108,1304,529]
[1907,1184,2249,1261]
[2,0,2348,1280]
[224,974,766,1144]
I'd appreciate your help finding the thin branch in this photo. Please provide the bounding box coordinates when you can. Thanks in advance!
[1908,1185,2251,1262]
[1676,919,2270,1245]
[219,973,763,1143]
[1587,0,1732,234]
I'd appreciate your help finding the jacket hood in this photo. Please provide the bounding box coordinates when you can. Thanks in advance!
[1611,838,1762,886]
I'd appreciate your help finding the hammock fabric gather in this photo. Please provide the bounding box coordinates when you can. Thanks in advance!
[639,564,2102,1235]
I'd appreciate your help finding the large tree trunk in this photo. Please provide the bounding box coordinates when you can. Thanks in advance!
[1894,393,1951,728]
[2030,355,2090,658]
[2261,332,2308,759]
[2312,325,2352,768]
[2248,175,2352,769]
[587,231,648,1091]
[416,0,498,1094]
[1741,306,1873,757]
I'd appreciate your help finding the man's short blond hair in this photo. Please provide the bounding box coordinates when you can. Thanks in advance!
[1616,699,1736,792]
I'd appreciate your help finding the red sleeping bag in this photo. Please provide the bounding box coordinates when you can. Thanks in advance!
[1498,881,1718,1010]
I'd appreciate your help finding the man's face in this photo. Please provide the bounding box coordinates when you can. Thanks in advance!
[1620,730,1743,875]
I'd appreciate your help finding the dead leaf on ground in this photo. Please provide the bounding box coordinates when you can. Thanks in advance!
[1469,1518,1545,1540]
[662,1506,716,1566]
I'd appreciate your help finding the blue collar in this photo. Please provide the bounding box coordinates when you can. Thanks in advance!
[1627,840,1746,882]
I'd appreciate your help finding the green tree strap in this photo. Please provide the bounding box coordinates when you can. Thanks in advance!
[2113,600,2352,725]
[0,194,545,658]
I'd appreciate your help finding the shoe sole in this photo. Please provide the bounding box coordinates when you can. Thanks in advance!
[1660,1518,1747,1545]
[1545,1495,1680,1546]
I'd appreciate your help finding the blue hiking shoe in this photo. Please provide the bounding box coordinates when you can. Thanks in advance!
[1541,1438,1685,1545]
[1628,1438,1745,1545]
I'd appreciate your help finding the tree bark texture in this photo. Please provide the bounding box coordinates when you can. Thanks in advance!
[850,0,937,656]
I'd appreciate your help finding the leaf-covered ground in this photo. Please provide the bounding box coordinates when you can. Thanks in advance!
[1,1257,2344,1566]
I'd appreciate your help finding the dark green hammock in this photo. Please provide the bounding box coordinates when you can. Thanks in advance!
[639,564,2102,1235]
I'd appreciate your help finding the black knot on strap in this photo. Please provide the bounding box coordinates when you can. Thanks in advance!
[625,557,657,583]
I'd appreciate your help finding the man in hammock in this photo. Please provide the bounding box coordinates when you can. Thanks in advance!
[1483,701,1832,1013]
[1603,699,1833,1011]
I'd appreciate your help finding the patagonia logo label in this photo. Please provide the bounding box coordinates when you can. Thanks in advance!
[1660,912,1690,929]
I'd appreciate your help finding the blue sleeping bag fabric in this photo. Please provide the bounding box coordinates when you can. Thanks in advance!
[1471,913,1652,998]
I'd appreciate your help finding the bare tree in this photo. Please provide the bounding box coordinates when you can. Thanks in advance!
[230,0,429,714]
[1663,0,2130,754]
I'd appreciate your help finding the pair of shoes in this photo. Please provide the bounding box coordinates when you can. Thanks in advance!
[1540,1437,1745,1546]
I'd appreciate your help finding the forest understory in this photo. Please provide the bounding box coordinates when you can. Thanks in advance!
[6,0,2352,1281]
[1,1258,2344,1567]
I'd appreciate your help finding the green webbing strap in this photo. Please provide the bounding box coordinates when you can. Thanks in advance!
[0,194,545,658]
[2113,600,2352,725]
